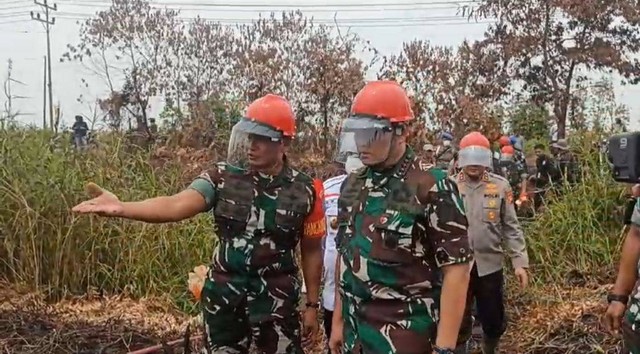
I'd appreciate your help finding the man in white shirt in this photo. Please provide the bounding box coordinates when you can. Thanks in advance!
[321,155,363,353]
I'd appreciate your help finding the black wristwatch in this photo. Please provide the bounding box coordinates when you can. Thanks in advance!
[433,346,455,354]
[305,301,320,309]
[607,293,629,305]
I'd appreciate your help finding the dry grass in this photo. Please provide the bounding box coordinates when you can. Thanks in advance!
[0,281,623,354]
[502,282,621,354]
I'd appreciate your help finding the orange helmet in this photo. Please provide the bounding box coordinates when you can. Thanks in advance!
[350,80,414,123]
[458,131,492,168]
[501,145,515,155]
[460,131,491,149]
[245,94,296,137]
[498,135,511,147]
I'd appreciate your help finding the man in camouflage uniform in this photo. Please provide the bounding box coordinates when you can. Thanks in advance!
[423,142,435,165]
[328,81,472,354]
[551,139,580,185]
[149,118,158,134]
[454,132,529,354]
[605,184,640,353]
[435,131,456,170]
[72,94,326,354]
[497,145,528,207]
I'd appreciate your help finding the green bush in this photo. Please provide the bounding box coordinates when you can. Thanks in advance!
[0,128,214,307]
[522,133,625,283]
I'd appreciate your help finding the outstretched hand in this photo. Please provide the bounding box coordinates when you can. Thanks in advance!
[71,182,123,217]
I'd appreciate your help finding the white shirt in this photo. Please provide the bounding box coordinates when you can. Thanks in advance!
[321,174,347,311]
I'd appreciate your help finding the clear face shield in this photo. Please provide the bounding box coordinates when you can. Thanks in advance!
[227,118,283,168]
[500,153,514,162]
[457,146,493,169]
[336,116,394,167]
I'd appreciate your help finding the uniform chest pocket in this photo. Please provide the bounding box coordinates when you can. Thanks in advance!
[213,200,252,239]
[274,207,306,232]
[270,183,309,232]
[369,217,415,265]
[482,197,502,224]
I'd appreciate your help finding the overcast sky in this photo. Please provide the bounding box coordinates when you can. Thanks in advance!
[0,0,638,130]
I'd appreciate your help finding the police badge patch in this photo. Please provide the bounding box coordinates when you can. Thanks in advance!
[506,189,514,204]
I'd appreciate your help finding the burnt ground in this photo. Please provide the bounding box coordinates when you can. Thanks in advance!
[0,282,623,354]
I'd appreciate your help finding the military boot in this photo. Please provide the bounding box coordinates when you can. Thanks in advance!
[481,336,500,354]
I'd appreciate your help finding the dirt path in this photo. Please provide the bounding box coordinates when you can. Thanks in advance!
[0,282,622,354]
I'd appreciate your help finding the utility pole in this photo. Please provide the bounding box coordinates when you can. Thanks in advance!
[42,56,47,129]
[31,0,57,131]
[5,60,12,117]
[2,59,29,129]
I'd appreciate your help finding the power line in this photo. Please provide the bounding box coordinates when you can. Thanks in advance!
[31,0,57,131]
[52,4,467,13]
[49,13,494,27]
[55,0,479,8]
[0,4,36,11]
[54,11,485,23]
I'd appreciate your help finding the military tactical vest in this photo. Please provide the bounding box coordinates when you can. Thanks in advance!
[212,166,314,253]
[336,154,427,265]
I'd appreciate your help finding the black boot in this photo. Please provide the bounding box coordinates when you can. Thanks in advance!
[481,336,500,354]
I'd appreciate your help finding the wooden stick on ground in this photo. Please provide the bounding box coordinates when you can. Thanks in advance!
[126,335,203,354]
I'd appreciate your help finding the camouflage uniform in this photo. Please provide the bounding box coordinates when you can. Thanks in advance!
[189,161,326,354]
[336,148,471,354]
[623,198,640,354]
[497,160,527,200]
[555,151,580,185]
[435,145,456,170]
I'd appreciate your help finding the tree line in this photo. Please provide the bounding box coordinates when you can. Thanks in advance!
[62,0,640,148]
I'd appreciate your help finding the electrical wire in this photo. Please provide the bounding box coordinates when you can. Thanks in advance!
[45,13,494,28]
[0,0,497,28]
[54,0,480,8]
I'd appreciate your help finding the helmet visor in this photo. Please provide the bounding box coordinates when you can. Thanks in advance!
[227,118,283,168]
[336,116,393,162]
[458,146,493,168]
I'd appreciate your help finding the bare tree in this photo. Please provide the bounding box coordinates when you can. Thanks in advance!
[62,0,185,135]
[473,0,640,138]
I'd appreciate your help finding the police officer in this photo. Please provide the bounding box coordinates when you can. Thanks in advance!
[328,80,472,354]
[455,132,529,354]
[72,94,326,354]
[321,151,363,353]
[605,184,640,353]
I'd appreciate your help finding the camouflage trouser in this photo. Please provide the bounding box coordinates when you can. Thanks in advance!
[623,317,640,354]
[341,293,437,354]
[201,268,302,354]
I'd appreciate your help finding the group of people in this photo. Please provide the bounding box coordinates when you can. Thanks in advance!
[72,80,554,354]
[423,131,581,214]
